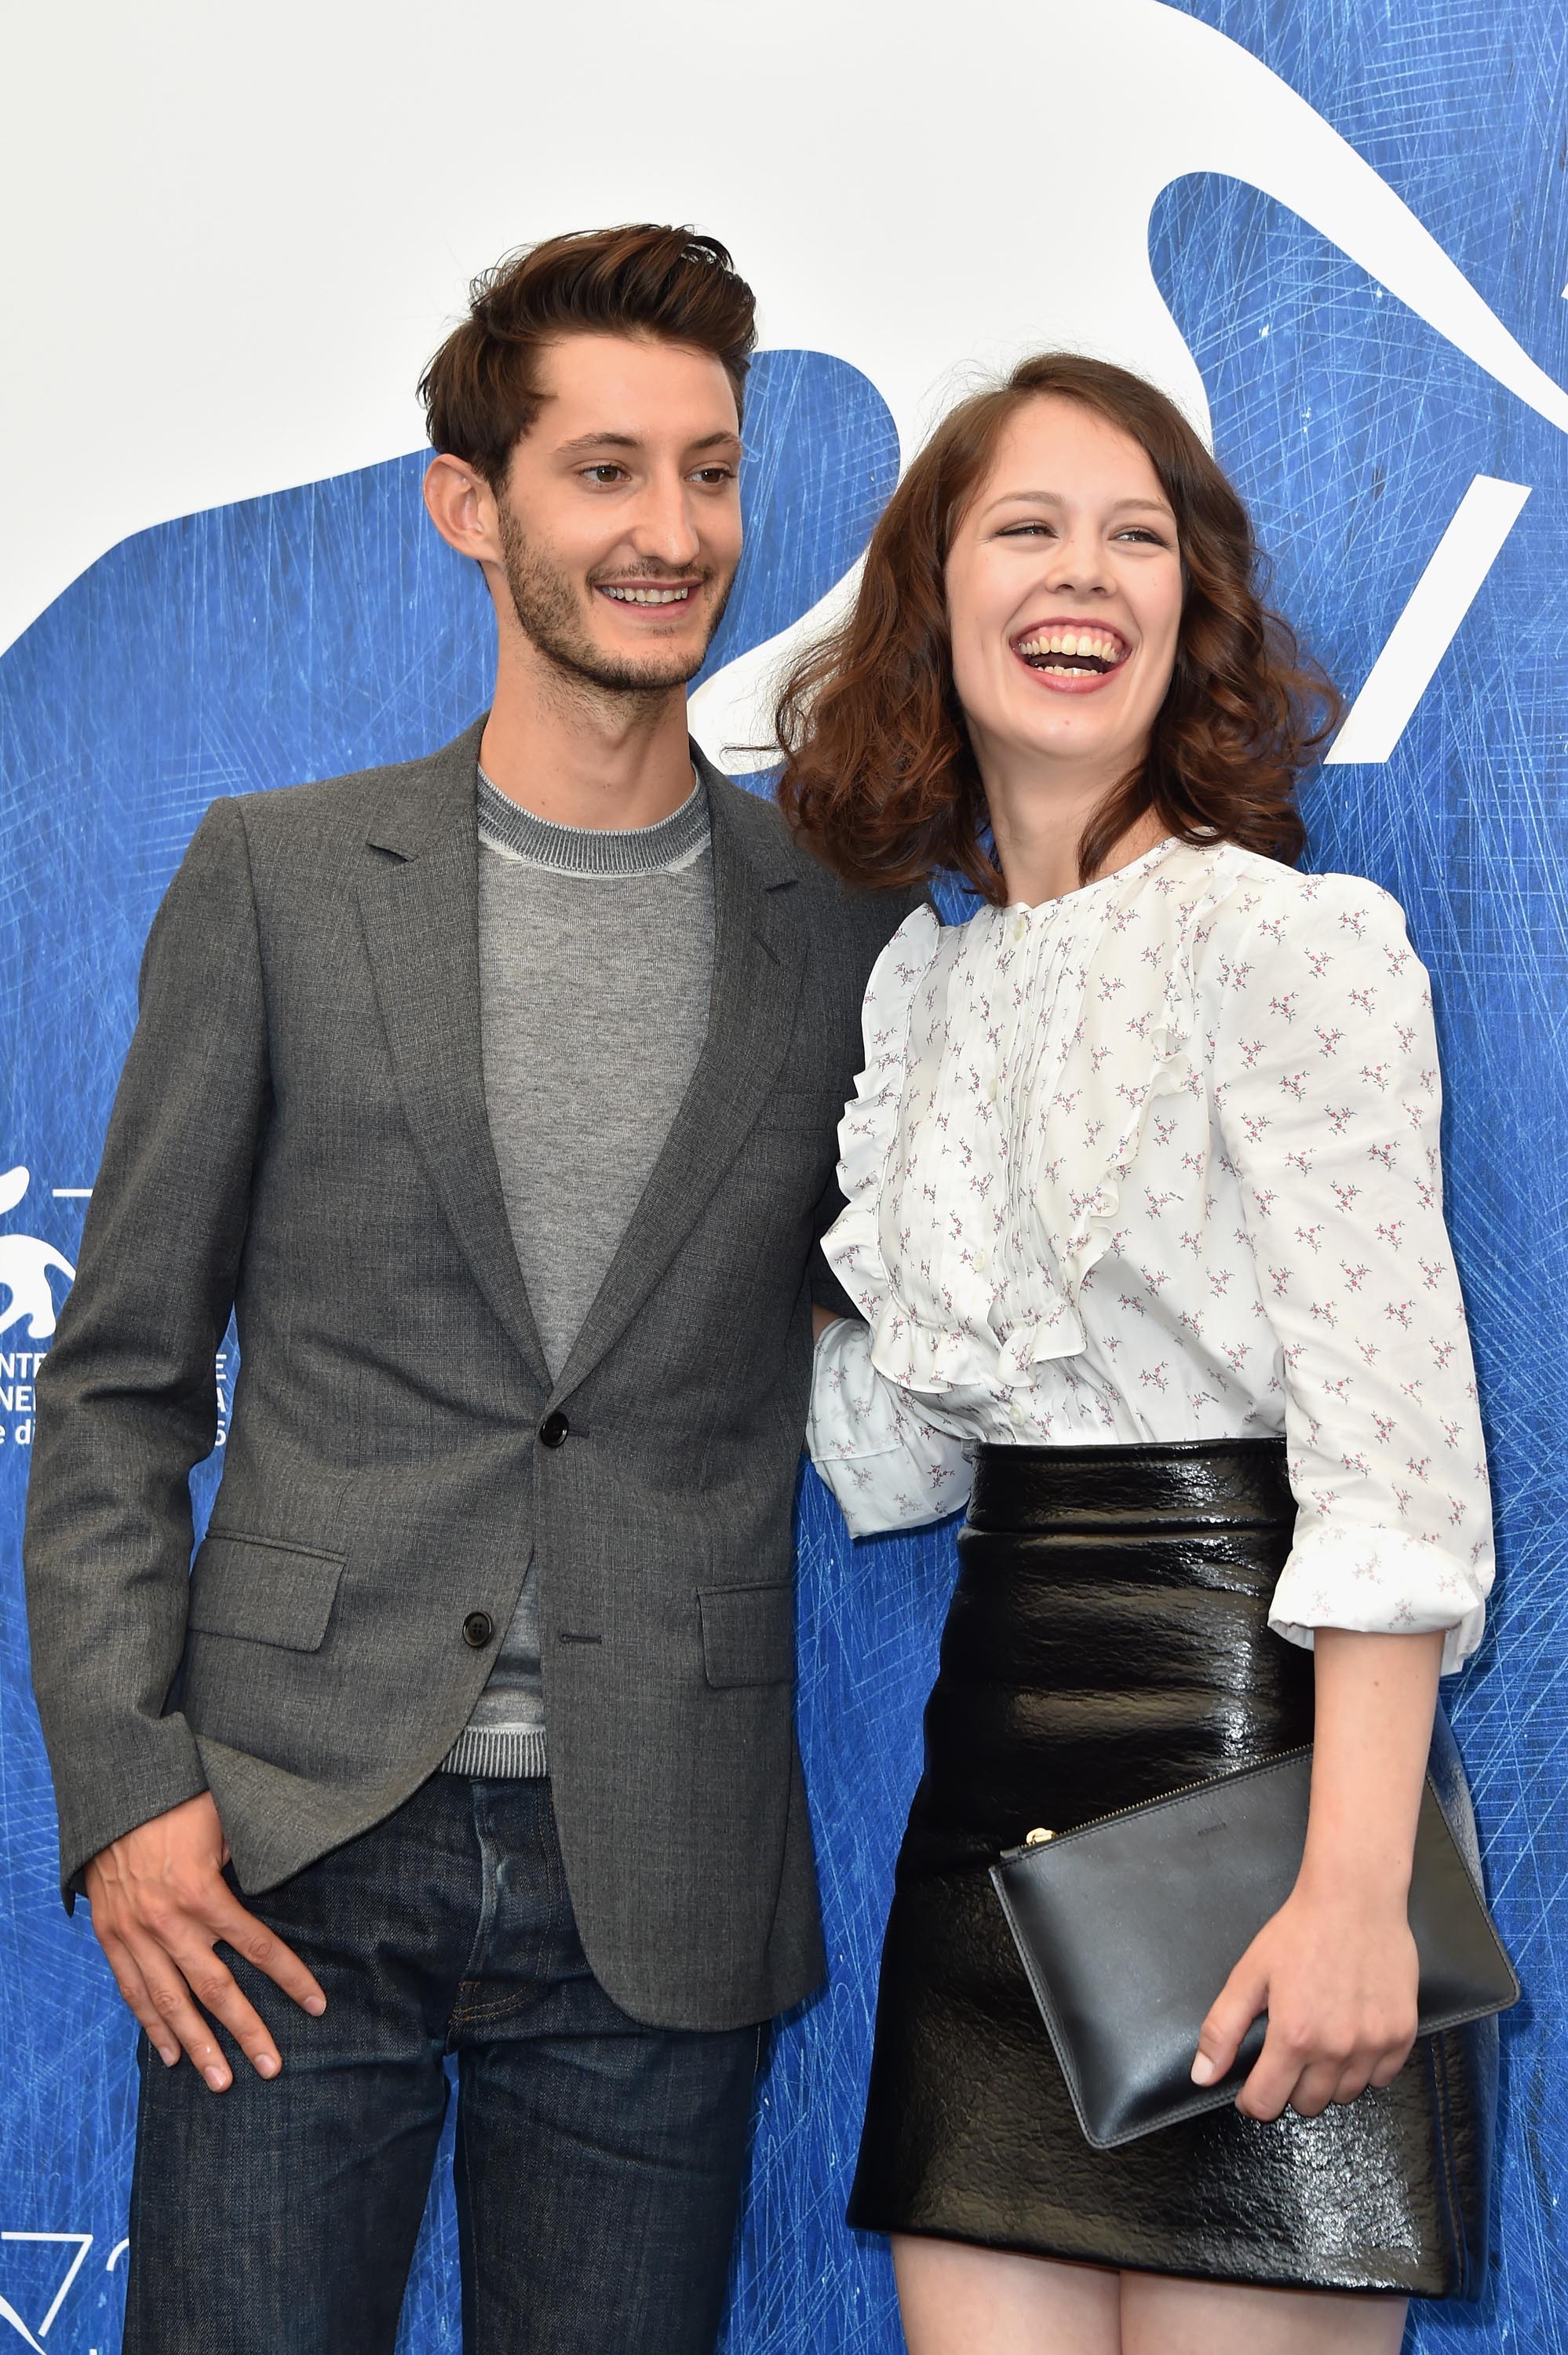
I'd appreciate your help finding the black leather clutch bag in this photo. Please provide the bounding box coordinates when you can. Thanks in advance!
[990,1743,1519,2151]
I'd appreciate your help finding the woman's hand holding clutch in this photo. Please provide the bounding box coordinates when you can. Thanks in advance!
[1191,1624,1444,2121]
[1191,1877,1421,2120]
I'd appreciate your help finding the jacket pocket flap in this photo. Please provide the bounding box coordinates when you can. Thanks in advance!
[698,1582,794,1688]
[187,1532,347,1653]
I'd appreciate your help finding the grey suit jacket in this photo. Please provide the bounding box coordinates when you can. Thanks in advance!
[24,718,914,2030]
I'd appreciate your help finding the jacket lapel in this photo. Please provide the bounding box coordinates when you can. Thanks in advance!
[355,718,552,1392]
[549,761,806,1407]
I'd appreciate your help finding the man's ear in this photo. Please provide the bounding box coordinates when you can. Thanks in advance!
[423,455,501,563]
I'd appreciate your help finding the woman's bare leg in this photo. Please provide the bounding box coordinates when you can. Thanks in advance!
[1121,2273,1408,2355]
[892,2234,1121,2355]
[891,2235,1407,2355]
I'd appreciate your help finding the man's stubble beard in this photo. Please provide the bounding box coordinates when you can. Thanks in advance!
[497,506,735,699]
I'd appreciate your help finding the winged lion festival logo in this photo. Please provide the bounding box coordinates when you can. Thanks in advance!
[690,0,1567,769]
[0,1170,75,1343]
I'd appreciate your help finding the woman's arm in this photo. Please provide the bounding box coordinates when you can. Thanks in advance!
[1192,1627,1442,2118]
[1190,871,1489,2116]
[804,903,968,1536]
[1212,871,1493,1670]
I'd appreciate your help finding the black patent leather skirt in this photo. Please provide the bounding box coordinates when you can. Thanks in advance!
[848,1437,1497,2298]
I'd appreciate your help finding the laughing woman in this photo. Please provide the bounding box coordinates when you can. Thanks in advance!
[783,356,1498,2355]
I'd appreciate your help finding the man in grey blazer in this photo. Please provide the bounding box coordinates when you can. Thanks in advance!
[24,225,910,2354]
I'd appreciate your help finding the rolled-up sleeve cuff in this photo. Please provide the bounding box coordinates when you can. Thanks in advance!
[807,1316,972,1539]
[1268,1522,1490,1675]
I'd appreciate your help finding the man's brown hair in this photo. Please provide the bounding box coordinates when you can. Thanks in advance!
[776,352,1340,898]
[418,224,757,488]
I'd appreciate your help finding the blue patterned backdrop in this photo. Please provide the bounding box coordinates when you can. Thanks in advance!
[1,3,1565,2346]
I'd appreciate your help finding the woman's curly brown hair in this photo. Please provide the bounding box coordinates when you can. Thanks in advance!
[775,353,1340,897]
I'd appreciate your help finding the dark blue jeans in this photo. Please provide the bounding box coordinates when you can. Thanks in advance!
[122,1776,761,2354]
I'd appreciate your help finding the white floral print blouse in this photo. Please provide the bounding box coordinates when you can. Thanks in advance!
[807,836,1493,1673]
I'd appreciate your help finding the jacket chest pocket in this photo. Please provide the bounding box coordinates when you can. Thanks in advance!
[187,1532,346,1652]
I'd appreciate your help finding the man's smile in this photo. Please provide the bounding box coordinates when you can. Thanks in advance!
[596,580,702,608]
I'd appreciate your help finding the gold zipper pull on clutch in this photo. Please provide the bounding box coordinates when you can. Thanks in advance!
[1025,1827,1056,1846]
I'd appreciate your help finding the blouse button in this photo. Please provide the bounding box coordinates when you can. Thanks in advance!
[972,1248,988,1274]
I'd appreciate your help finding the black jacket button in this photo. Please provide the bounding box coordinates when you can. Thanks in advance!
[538,1411,570,1449]
[462,1611,494,1648]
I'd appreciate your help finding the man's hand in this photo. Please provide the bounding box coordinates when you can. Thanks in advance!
[83,1792,326,2092]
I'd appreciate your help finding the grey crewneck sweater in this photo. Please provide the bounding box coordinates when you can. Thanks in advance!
[440,765,715,1779]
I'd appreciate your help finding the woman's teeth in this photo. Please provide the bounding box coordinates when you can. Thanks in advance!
[601,585,691,604]
[1016,626,1123,674]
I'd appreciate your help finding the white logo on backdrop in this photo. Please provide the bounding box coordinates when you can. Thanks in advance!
[0,2230,126,2353]
[0,1167,227,1449]
[682,4,1564,770]
[0,1170,73,1344]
